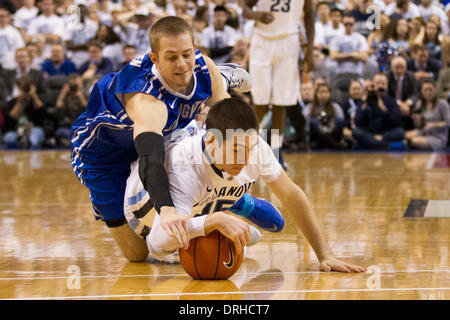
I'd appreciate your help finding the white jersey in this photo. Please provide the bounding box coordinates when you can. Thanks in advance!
[253,0,303,39]
[124,124,282,224]
[0,25,25,69]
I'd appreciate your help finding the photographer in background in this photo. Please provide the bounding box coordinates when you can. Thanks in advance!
[304,83,347,150]
[351,73,406,150]
[1,75,48,149]
[54,73,87,147]
[1,48,48,107]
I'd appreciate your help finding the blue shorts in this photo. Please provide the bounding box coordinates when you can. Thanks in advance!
[71,73,137,222]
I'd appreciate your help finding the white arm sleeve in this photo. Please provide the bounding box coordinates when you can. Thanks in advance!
[146,213,207,256]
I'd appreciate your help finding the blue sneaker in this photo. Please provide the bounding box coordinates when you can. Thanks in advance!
[389,140,407,151]
[228,193,284,232]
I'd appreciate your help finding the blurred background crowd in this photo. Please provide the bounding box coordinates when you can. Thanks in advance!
[0,0,449,151]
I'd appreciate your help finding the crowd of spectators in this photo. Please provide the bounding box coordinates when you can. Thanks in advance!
[0,0,449,151]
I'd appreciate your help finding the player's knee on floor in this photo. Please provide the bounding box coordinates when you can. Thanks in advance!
[122,246,150,263]
[106,220,149,262]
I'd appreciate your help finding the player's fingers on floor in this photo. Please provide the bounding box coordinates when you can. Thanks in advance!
[335,264,352,273]
[348,264,366,273]
[319,263,332,272]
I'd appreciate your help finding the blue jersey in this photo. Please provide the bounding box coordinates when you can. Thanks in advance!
[71,49,212,222]
[71,49,212,186]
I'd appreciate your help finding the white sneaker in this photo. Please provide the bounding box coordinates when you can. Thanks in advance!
[148,250,180,264]
[248,225,261,247]
[217,63,253,93]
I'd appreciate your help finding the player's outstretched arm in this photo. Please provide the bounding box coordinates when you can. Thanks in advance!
[124,92,190,250]
[203,56,231,106]
[267,170,367,273]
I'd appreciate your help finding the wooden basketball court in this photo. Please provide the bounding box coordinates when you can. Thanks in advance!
[0,151,449,300]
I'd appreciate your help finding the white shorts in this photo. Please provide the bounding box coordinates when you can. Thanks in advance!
[249,33,301,106]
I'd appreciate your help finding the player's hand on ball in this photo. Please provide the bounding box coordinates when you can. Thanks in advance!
[160,207,190,250]
[319,255,367,273]
[210,212,251,254]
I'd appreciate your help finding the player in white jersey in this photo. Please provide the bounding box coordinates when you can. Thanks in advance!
[124,98,366,273]
[243,0,315,170]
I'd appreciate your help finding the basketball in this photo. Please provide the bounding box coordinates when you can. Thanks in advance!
[179,230,244,280]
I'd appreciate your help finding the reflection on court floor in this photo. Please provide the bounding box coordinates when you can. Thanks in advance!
[0,151,449,300]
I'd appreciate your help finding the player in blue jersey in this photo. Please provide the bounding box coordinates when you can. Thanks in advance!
[71,16,282,262]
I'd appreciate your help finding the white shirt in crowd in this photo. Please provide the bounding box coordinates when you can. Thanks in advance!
[330,32,369,75]
[119,23,151,57]
[102,42,124,71]
[384,2,421,19]
[13,5,39,32]
[314,21,345,47]
[418,4,449,34]
[199,25,237,62]
[63,17,99,68]
[0,25,25,68]
[27,14,66,38]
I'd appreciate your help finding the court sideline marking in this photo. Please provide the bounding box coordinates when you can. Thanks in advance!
[0,269,449,281]
[3,287,450,300]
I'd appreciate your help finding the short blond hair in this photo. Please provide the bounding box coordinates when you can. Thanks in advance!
[149,16,194,55]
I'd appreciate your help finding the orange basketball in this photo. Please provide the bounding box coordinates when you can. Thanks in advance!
[179,230,244,280]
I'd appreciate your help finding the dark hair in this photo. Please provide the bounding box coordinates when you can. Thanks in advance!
[205,98,259,137]
[214,5,228,14]
[88,40,103,50]
[123,44,137,50]
[331,8,343,15]
[383,18,409,41]
[95,24,121,45]
[396,0,409,10]
[311,84,335,119]
[149,16,194,55]
[410,43,428,54]
[342,12,355,20]
[423,21,441,45]
[373,72,388,81]
[195,6,209,24]
[418,78,438,111]
[316,1,330,9]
